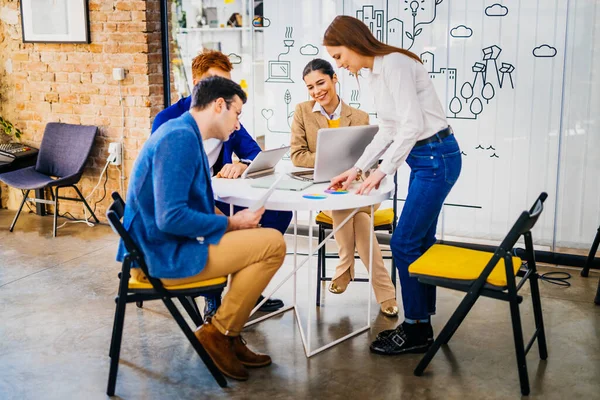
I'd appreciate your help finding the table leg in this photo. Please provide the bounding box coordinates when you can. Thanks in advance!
[245,207,375,358]
[307,210,313,355]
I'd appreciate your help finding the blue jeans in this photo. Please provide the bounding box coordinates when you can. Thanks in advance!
[214,201,293,235]
[391,134,462,320]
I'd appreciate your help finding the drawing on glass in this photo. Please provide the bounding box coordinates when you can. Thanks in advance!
[265,26,295,83]
[350,1,444,51]
[349,90,361,109]
[261,90,294,134]
[300,44,319,56]
[450,25,473,38]
[532,44,557,58]
[228,53,242,64]
[485,3,509,17]
[422,45,515,121]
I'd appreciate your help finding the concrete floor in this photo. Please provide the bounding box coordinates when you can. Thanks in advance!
[0,210,599,400]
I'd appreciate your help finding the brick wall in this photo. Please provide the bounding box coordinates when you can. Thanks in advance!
[0,0,165,222]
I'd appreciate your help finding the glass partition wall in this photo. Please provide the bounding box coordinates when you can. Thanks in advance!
[168,0,600,253]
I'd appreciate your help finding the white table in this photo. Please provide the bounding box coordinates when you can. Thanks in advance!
[212,167,394,357]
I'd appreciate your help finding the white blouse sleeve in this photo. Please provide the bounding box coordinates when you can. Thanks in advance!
[355,57,424,175]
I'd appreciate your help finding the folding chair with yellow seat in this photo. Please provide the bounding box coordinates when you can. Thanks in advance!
[315,173,399,306]
[105,192,228,396]
[579,222,600,305]
[409,192,549,396]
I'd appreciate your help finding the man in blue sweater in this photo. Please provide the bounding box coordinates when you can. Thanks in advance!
[153,50,291,315]
[119,76,286,380]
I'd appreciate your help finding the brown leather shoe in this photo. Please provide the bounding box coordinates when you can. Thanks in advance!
[194,322,249,381]
[233,336,272,368]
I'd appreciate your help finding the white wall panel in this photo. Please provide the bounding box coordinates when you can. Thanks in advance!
[256,0,597,249]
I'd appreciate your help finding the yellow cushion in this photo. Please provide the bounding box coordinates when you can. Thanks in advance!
[408,244,522,288]
[327,118,340,128]
[128,275,227,291]
[316,208,394,227]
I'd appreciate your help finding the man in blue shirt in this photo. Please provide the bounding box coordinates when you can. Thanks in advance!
[120,76,285,380]
[152,50,291,315]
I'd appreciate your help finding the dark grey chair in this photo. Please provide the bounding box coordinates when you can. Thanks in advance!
[0,123,99,237]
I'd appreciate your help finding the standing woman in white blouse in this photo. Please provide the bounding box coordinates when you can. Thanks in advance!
[324,15,462,356]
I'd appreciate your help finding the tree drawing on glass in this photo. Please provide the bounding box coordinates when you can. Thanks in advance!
[421,45,515,120]
[402,0,444,50]
[449,96,462,118]
[262,89,294,134]
[482,82,495,104]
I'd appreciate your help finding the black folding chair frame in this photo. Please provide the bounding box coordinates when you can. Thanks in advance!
[412,193,549,396]
[105,192,227,396]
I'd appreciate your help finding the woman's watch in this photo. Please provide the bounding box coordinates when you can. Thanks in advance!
[239,159,252,166]
[354,167,363,180]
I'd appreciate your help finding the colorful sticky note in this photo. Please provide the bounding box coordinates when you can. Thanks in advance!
[303,194,327,200]
[324,189,348,195]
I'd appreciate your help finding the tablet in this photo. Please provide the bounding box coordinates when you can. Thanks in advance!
[241,146,290,179]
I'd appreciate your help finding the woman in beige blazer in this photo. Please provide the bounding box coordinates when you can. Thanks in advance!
[290,59,398,317]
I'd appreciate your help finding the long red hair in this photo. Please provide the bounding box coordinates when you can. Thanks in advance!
[323,15,422,63]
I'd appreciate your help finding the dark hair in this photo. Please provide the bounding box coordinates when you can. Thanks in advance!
[190,76,247,110]
[323,15,422,64]
[302,58,335,80]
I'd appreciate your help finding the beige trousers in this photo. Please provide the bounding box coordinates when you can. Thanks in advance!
[323,205,396,304]
[132,228,286,336]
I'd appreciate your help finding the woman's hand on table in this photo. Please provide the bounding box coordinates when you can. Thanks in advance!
[356,169,386,195]
[329,167,358,191]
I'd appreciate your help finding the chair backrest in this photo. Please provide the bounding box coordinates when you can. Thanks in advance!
[36,123,98,178]
[108,191,125,221]
[499,192,548,252]
[106,192,169,294]
[107,192,141,260]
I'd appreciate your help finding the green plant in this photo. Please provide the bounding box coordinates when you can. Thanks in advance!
[0,116,22,140]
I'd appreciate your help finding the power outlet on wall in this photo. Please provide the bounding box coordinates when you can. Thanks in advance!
[112,67,126,81]
[107,142,122,166]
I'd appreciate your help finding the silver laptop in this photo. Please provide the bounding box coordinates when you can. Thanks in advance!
[290,125,379,183]
[241,146,290,179]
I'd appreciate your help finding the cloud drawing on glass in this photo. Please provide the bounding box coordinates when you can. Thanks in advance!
[300,44,319,56]
[485,3,509,17]
[228,53,242,64]
[532,44,557,58]
[450,25,473,38]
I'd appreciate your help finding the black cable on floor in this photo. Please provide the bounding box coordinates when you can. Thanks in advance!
[58,211,79,221]
[514,248,572,287]
[539,271,571,287]
[92,170,110,214]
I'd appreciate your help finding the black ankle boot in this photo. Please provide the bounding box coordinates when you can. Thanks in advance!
[370,321,433,355]
[376,322,434,343]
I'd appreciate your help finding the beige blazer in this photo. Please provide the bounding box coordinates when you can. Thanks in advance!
[290,100,370,168]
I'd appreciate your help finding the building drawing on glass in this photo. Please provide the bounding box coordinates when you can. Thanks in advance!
[351,0,445,51]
